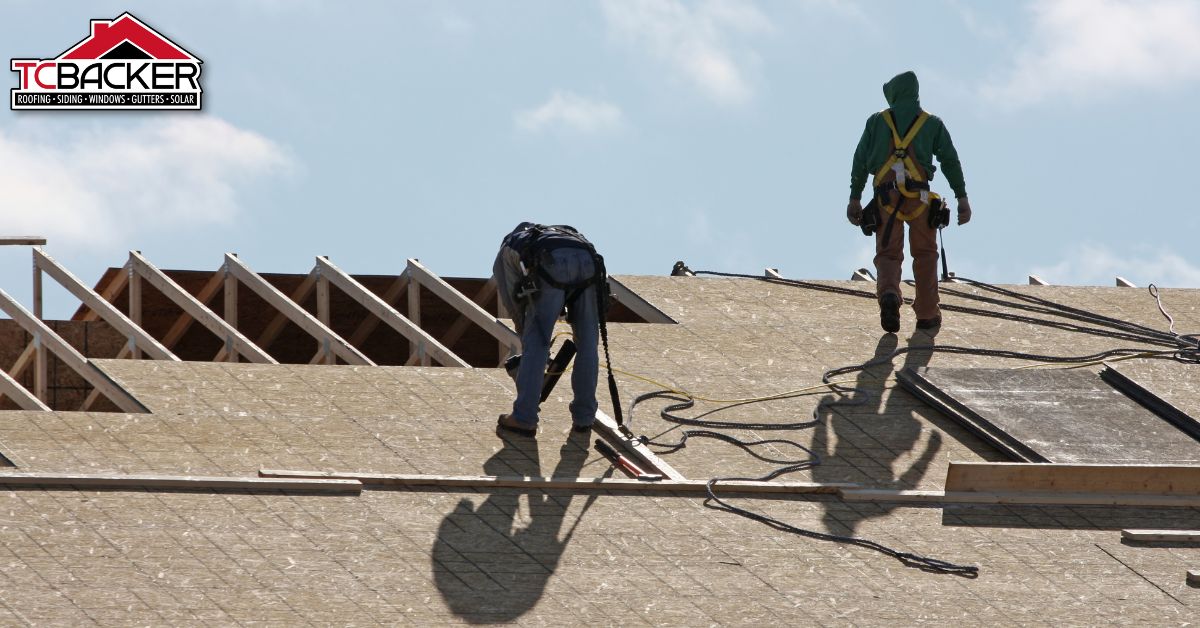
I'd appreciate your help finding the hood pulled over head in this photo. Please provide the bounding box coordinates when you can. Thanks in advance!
[883,71,920,108]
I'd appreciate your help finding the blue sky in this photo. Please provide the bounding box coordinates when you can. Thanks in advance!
[3,0,1200,318]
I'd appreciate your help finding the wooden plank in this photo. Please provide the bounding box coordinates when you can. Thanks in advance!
[593,409,686,481]
[32,262,42,319]
[347,273,408,346]
[33,249,179,362]
[7,342,34,380]
[224,254,372,366]
[840,488,1200,508]
[33,333,46,402]
[0,472,361,493]
[217,267,319,362]
[316,257,467,368]
[609,277,675,324]
[0,367,49,411]
[406,258,520,354]
[1121,530,1200,542]
[162,268,226,351]
[259,469,848,494]
[0,287,146,413]
[223,268,238,362]
[129,270,142,358]
[130,251,277,364]
[945,462,1200,496]
[316,274,333,365]
[80,261,131,322]
[0,237,47,246]
[439,279,497,348]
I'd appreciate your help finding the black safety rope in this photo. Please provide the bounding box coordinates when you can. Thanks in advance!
[621,268,1197,578]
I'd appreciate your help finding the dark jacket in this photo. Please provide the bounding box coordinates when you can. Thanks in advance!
[849,71,967,200]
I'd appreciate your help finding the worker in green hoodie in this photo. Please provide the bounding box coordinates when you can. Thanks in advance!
[847,71,971,333]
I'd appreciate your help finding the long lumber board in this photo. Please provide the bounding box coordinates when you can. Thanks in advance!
[840,488,1200,508]
[0,472,361,493]
[260,469,849,494]
[1121,530,1200,542]
[946,461,1200,495]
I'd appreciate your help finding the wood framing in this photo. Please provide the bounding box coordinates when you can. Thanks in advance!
[944,461,1200,496]
[216,268,318,362]
[33,249,179,362]
[406,258,520,359]
[609,277,675,323]
[80,261,132,322]
[1121,530,1200,542]
[223,254,373,366]
[260,469,849,494]
[347,273,408,346]
[129,251,277,364]
[162,268,226,349]
[315,257,468,368]
[0,237,47,246]
[0,472,361,493]
[593,409,685,481]
[0,368,49,411]
[839,488,1200,508]
[433,279,498,363]
[0,287,146,413]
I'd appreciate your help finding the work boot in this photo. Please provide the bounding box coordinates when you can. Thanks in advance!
[916,315,942,330]
[879,293,901,333]
[497,413,537,438]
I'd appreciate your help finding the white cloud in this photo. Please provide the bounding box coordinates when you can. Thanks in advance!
[982,0,1200,108]
[0,117,291,249]
[601,0,771,105]
[515,91,624,134]
[1031,243,1200,288]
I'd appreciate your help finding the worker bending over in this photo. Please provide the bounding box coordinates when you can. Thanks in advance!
[493,222,604,437]
[847,70,971,332]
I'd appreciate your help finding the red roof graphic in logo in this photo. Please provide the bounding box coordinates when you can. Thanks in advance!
[58,13,196,61]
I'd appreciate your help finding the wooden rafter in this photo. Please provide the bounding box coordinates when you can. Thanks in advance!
[222,254,373,366]
[215,268,319,363]
[0,367,49,411]
[315,257,467,368]
[406,259,519,359]
[0,287,146,413]
[129,251,276,364]
[33,249,179,362]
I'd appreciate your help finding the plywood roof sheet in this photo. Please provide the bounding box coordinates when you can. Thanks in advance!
[1,274,1198,623]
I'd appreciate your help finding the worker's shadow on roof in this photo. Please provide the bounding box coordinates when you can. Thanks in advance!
[431,433,590,623]
[813,333,942,536]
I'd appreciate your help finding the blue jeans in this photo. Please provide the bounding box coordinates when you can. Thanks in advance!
[510,248,599,428]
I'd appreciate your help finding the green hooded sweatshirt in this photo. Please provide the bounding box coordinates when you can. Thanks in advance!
[849,71,967,200]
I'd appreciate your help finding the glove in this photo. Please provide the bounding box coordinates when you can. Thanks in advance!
[846,198,863,226]
[957,197,972,225]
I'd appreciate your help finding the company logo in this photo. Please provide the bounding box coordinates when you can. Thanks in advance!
[10,12,202,110]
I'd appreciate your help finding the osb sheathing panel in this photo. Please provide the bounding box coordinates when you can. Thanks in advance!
[2,275,1198,624]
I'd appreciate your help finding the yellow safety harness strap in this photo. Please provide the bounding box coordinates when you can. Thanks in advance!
[874,110,929,182]
[872,110,934,222]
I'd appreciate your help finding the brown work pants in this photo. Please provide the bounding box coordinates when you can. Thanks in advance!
[874,210,940,320]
